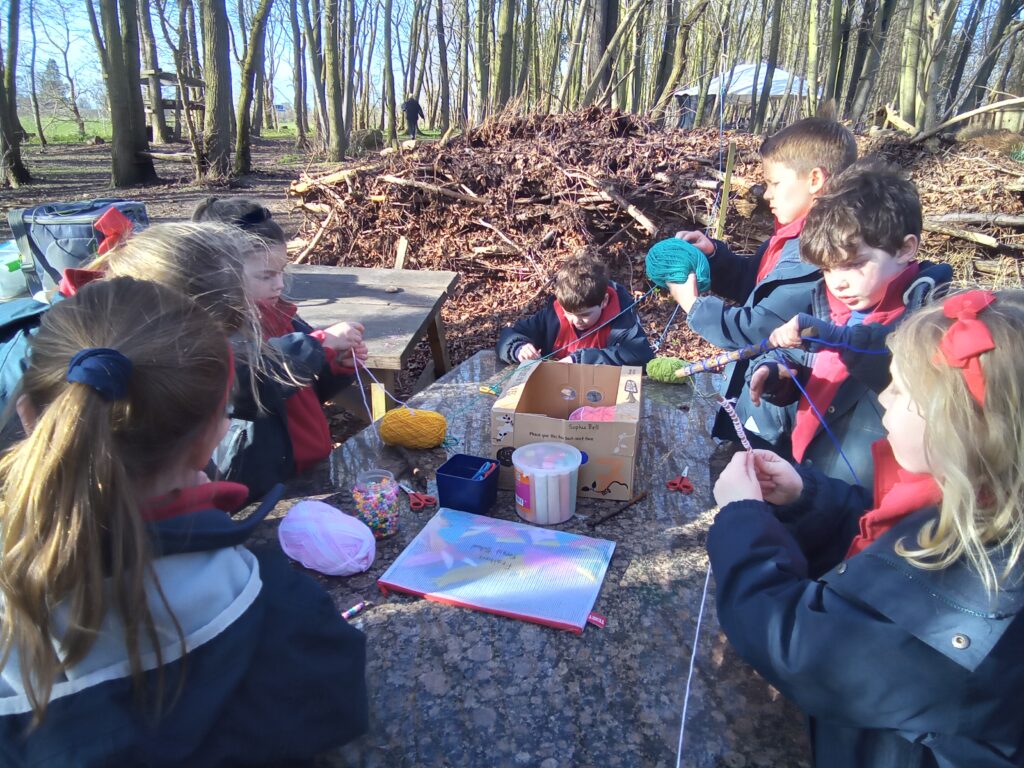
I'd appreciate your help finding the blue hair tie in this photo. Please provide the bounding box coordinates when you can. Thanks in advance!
[66,348,133,401]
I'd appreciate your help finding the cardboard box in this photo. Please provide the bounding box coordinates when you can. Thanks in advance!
[491,361,642,501]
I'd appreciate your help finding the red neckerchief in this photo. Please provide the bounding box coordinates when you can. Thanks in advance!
[257,298,333,471]
[845,439,941,558]
[551,286,620,359]
[791,263,921,462]
[144,481,249,523]
[58,268,104,297]
[94,207,134,255]
[257,298,299,337]
[755,217,805,284]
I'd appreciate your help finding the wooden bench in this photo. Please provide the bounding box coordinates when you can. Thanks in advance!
[287,264,459,419]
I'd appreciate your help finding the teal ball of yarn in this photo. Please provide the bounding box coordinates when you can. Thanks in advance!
[645,239,712,292]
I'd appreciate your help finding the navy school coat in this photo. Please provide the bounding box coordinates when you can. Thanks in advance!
[708,468,1024,768]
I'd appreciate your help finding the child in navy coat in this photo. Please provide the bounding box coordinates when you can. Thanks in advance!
[0,278,367,766]
[497,252,654,367]
[710,289,1024,767]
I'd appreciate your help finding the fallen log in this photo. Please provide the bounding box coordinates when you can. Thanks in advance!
[923,219,999,249]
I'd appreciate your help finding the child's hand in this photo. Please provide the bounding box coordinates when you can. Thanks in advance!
[325,321,365,343]
[714,450,763,505]
[667,273,699,313]
[749,364,791,406]
[320,331,356,354]
[517,344,541,362]
[752,450,803,505]
[674,230,715,256]
[770,316,804,349]
[336,342,369,368]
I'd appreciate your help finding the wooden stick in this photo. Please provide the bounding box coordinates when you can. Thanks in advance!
[380,174,486,204]
[923,219,1000,249]
[714,140,737,240]
[586,490,648,528]
[597,184,659,237]
[293,208,336,265]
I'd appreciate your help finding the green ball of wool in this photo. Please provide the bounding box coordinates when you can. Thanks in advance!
[645,238,712,292]
[646,357,690,383]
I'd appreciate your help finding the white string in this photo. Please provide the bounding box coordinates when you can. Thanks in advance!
[675,565,713,768]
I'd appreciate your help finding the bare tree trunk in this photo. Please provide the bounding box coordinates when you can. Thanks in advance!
[556,0,588,109]
[87,0,159,186]
[752,0,782,132]
[27,0,46,147]
[324,0,345,158]
[842,0,877,117]
[652,0,709,111]
[494,0,517,107]
[343,0,356,142]
[586,0,618,96]
[849,0,897,123]
[139,0,171,144]
[301,0,328,143]
[0,0,30,184]
[201,0,233,176]
[898,0,924,126]
[945,0,986,115]
[253,65,265,137]
[383,0,398,143]
[289,0,308,144]
[475,0,491,119]
[435,0,451,130]
[460,0,470,123]
[234,0,274,174]
[806,0,819,114]
[653,0,678,102]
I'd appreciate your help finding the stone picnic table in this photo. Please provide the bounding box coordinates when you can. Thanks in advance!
[249,350,810,768]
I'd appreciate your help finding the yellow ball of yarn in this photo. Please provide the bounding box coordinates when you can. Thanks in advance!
[379,408,448,449]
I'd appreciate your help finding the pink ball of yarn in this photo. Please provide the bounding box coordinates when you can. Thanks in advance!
[568,405,618,422]
[278,500,376,576]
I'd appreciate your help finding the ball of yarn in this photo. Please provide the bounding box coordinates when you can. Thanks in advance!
[646,357,690,383]
[278,500,376,576]
[645,239,712,292]
[379,407,448,449]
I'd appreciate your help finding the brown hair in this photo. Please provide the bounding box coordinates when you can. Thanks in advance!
[800,161,923,269]
[554,252,610,312]
[760,117,858,178]
[0,278,232,722]
[192,197,287,246]
[888,290,1024,593]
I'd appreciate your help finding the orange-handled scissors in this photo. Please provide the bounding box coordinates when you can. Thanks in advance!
[398,482,436,511]
[666,465,694,494]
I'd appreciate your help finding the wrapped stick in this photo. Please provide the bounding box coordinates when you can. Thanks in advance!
[715,396,753,452]
[673,341,771,378]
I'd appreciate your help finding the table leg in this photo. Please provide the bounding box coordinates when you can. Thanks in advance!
[371,369,397,421]
[427,313,453,376]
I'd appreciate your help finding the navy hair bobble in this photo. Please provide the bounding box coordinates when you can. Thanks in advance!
[66,348,133,401]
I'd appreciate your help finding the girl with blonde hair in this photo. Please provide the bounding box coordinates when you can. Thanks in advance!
[0,278,367,765]
[709,289,1024,767]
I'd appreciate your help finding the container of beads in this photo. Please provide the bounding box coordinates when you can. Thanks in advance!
[511,442,583,525]
[352,469,401,539]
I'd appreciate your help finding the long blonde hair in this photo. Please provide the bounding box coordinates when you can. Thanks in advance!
[889,289,1024,592]
[0,278,232,722]
[90,221,259,340]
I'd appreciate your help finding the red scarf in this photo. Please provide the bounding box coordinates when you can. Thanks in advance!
[791,263,920,462]
[144,481,249,522]
[258,299,333,472]
[755,217,805,284]
[552,286,620,359]
[846,440,941,558]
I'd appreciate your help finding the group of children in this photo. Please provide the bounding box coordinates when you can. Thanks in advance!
[496,117,1024,765]
[0,112,1022,766]
[0,199,372,764]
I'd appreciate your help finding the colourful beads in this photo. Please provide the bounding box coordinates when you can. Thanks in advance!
[353,469,401,539]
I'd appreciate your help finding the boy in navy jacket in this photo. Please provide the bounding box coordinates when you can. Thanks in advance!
[497,252,654,366]
[668,118,857,450]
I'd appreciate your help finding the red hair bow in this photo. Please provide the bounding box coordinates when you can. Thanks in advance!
[937,290,996,407]
[94,207,134,255]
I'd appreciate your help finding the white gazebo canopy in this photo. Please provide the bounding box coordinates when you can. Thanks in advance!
[675,63,810,101]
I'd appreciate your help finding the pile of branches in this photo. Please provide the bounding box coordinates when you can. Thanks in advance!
[289,108,1024,381]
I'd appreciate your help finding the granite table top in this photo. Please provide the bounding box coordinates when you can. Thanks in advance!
[248,350,810,768]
